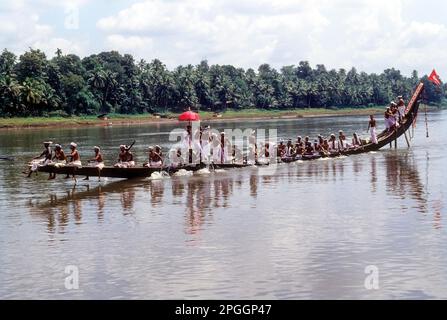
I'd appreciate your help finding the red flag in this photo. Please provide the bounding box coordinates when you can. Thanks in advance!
[428,69,442,86]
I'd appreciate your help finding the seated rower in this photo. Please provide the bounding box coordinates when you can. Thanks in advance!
[285,139,294,158]
[66,142,82,180]
[318,135,324,146]
[254,142,270,165]
[277,140,286,158]
[144,146,163,168]
[260,142,271,158]
[304,142,315,156]
[313,140,321,153]
[84,146,104,181]
[351,133,362,148]
[338,131,347,151]
[169,148,184,167]
[294,141,304,156]
[114,145,135,168]
[320,139,330,156]
[294,137,302,155]
[304,136,310,146]
[48,144,67,180]
[329,134,339,152]
[26,141,53,178]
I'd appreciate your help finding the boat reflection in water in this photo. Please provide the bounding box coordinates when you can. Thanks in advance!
[28,150,431,236]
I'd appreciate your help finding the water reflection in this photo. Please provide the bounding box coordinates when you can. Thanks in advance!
[28,151,430,236]
[383,152,427,213]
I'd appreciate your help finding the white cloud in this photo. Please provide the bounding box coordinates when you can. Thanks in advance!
[0,0,90,59]
[96,0,447,75]
[105,34,153,58]
[1,0,446,76]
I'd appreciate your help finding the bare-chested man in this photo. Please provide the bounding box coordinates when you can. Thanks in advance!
[367,115,378,144]
[85,146,104,181]
[115,145,135,168]
[26,141,53,177]
[66,142,81,179]
[145,146,163,168]
[48,144,67,180]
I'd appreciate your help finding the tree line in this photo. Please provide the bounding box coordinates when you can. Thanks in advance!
[0,48,445,117]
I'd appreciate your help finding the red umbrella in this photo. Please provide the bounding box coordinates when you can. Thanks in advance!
[178,109,200,122]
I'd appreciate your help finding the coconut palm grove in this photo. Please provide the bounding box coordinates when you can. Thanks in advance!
[0,48,445,118]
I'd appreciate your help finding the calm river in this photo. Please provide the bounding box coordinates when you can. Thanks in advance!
[0,111,446,299]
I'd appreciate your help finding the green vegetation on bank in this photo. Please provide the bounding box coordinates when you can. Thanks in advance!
[0,48,446,120]
[0,106,394,128]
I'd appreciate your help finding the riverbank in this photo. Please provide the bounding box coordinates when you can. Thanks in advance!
[0,106,434,129]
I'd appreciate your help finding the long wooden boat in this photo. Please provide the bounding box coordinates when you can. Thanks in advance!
[278,82,423,161]
[36,83,424,179]
[37,163,207,179]
[342,82,423,155]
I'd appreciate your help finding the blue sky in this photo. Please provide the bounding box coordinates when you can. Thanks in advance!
[1,0,446,77]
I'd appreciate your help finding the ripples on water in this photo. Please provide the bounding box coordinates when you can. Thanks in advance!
[0,112,446,299]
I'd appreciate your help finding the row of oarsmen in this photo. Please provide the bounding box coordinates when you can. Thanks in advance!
[25,142,165,179]
[275,131,363,158]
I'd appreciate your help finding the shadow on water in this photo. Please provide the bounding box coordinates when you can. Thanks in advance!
[26,150,429,235]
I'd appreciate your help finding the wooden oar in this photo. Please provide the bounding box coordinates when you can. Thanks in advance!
[126,140,136,151]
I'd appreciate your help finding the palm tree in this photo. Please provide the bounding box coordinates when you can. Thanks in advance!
[88,68,106,89]
[22,81,41,105]
[55,48,62,58]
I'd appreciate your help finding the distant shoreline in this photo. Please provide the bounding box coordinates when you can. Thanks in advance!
[0,106,440,130]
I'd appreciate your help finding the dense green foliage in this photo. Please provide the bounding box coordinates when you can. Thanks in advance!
[0,48,445,117]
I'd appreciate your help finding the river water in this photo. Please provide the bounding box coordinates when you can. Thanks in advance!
[0,111,445,299]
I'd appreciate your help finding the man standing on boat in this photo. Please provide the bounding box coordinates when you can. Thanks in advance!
[218,132,230,164]
[200,126,212,164]
[183,124,193,164]
[367,115,378,144]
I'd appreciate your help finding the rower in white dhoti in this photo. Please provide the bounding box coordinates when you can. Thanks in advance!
[66,142,82,180]
[26,141,53,178]
[85,146,104,181]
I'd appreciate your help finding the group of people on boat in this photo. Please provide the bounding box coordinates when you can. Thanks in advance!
[26,141,83,179]
[384,95,406,132]
[366,95,407,145]
[25,140,166,180]
[25,94,409,179]
[274,130,363,159]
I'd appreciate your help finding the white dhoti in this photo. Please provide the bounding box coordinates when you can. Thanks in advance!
[68,160,82,168]
[201,143,211,163]
[30,158,50,171]
[114,161,135,168]
[49,160,66,168]
[398,106,405,118]
[149,160,162,168]
[370,127,378,144]
[89,161,105,170]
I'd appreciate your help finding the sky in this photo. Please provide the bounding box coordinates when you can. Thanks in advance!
[0,0,446,76]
